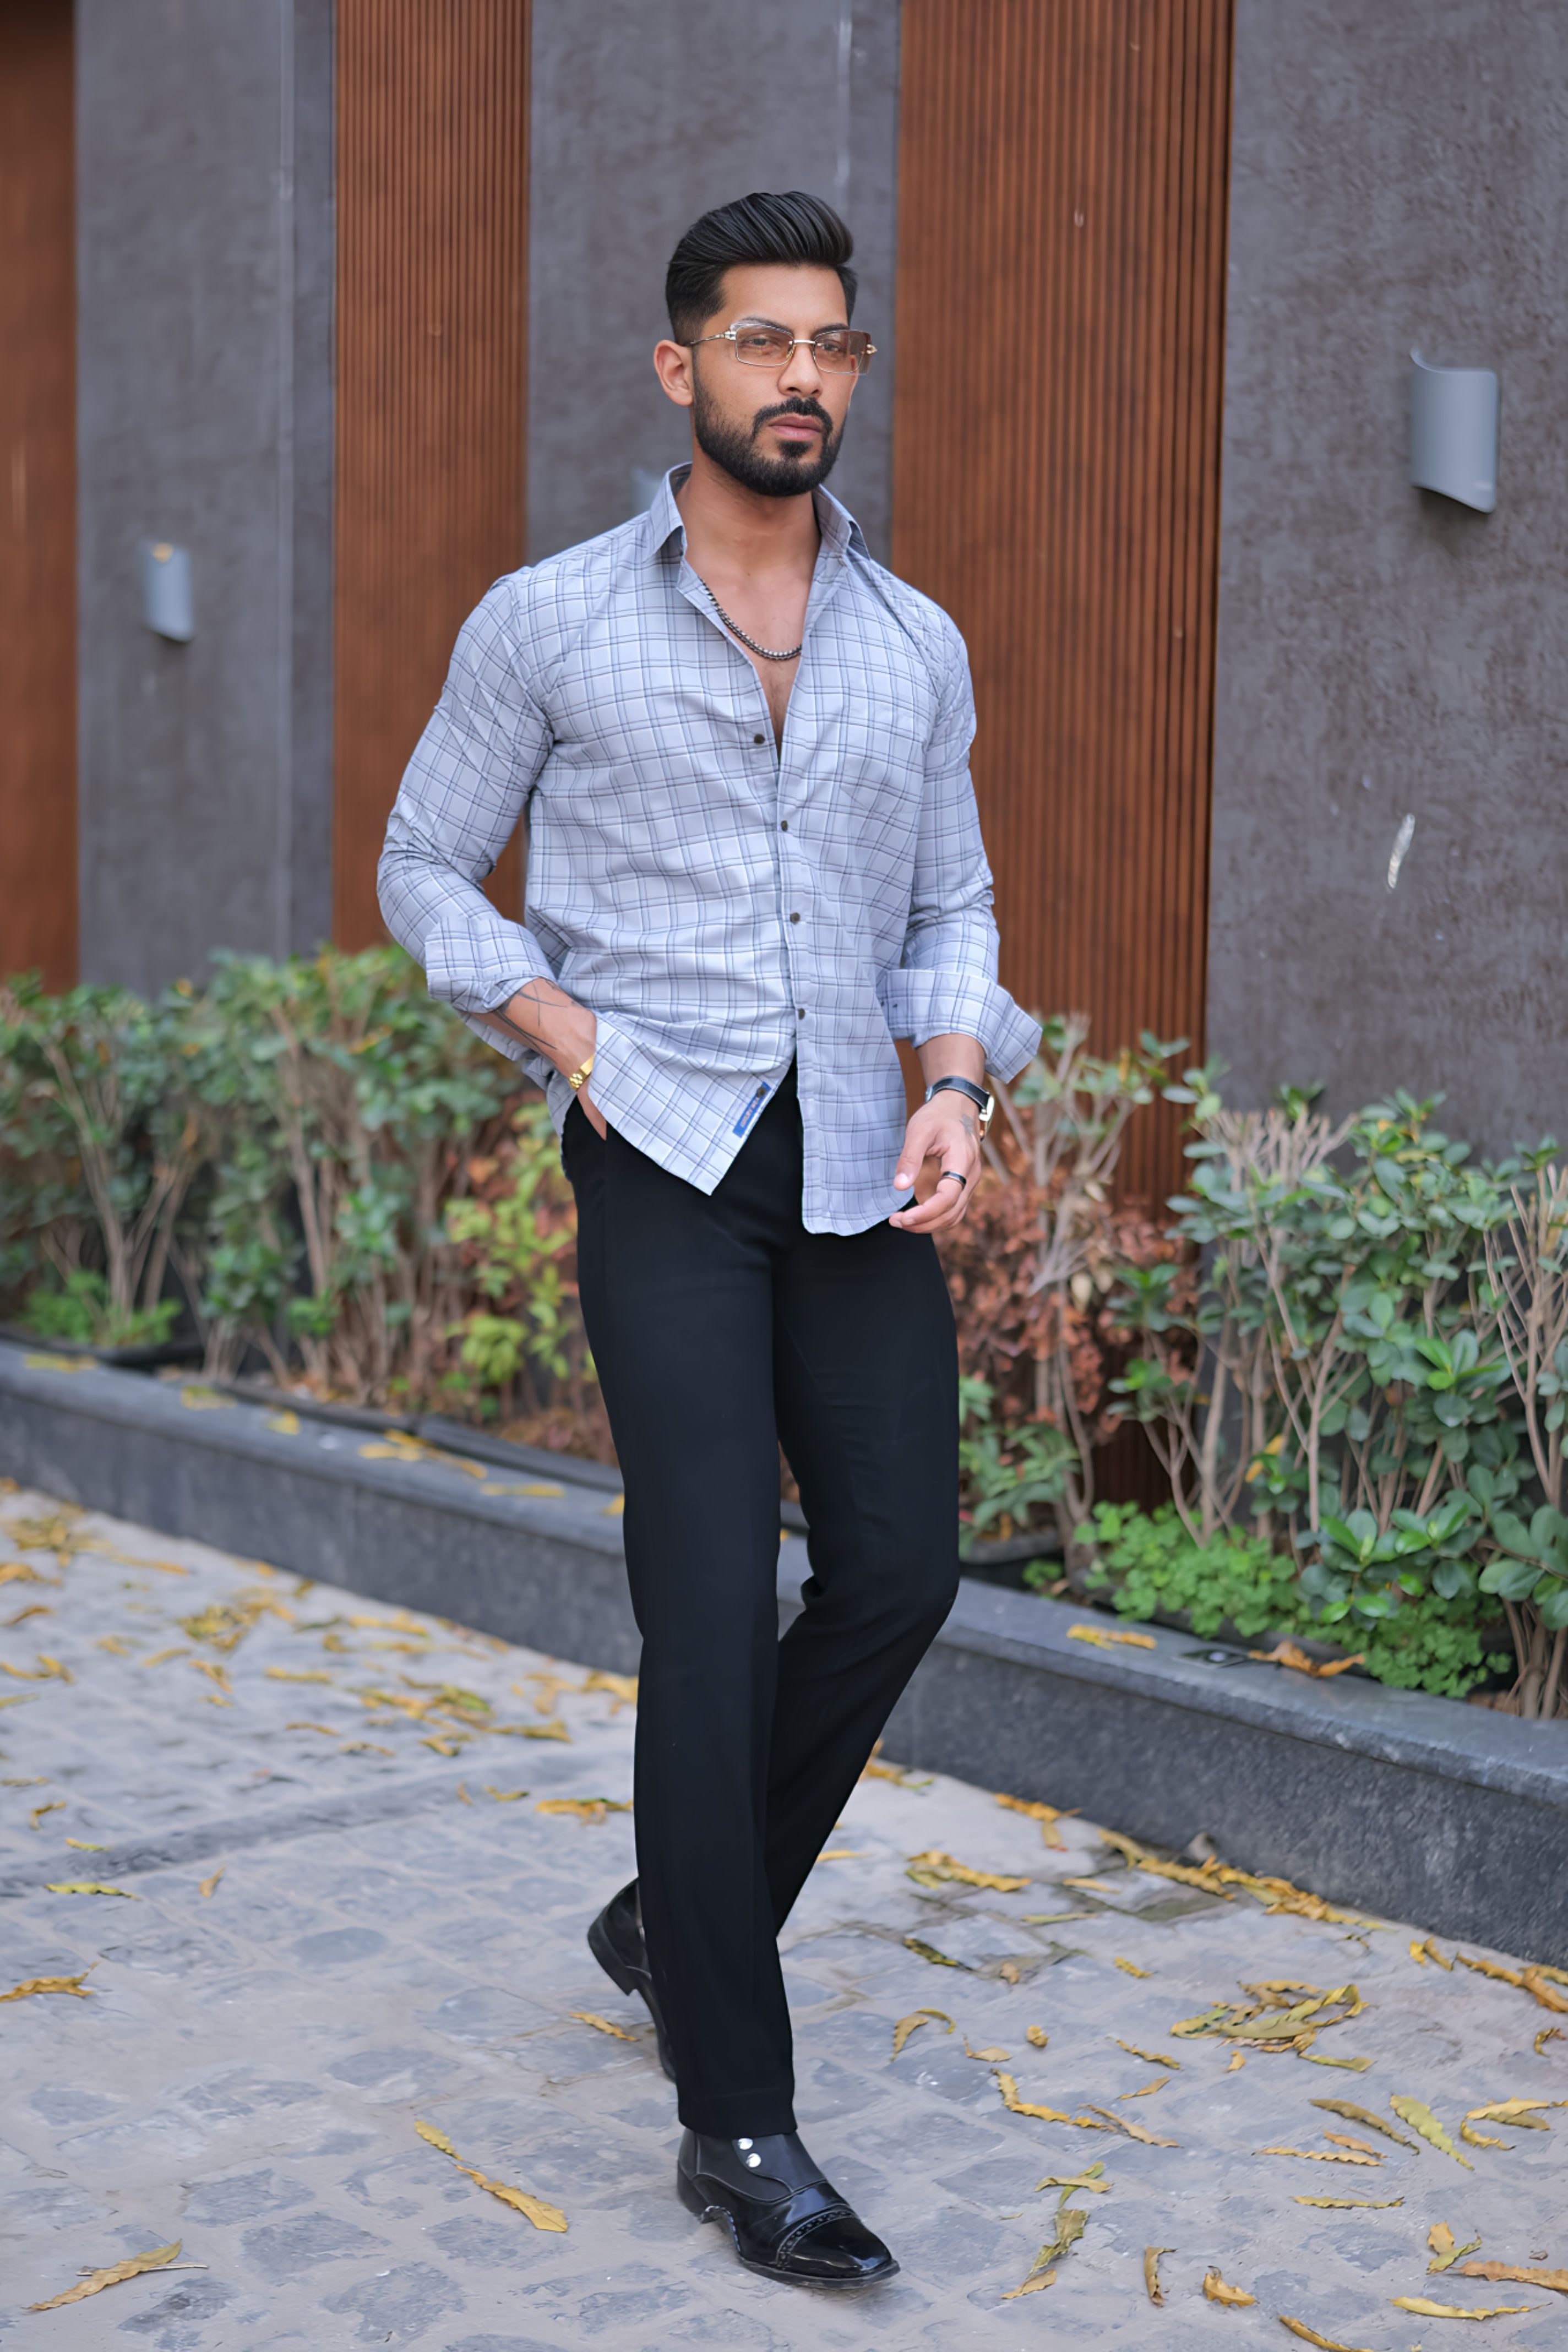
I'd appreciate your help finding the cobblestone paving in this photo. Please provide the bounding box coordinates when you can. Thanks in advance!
[2,1480,1565,2351]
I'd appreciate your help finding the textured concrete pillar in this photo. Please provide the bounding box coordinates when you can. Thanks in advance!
[76,0,334,993]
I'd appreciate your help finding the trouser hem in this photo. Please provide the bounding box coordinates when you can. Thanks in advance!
[677,2087,798,2138]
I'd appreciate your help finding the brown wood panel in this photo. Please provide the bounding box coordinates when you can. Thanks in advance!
[894,0,1234,1208]
[0,0,77,989]
[333,0,530,948]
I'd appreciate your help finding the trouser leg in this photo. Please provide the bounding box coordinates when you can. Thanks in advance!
[764,1219,961,1929]
[566,1102,796,2137]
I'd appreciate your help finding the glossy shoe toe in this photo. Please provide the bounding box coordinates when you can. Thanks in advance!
[677,2130,897,2289]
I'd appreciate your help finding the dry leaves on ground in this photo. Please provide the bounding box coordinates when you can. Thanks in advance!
[1113,1957,1150,1978]
[1079,2105,1177,2147]
[1115,2038,1179,2067]
[1278,2322,1376,2351]
[1309,2099,1416,2150]
[1534,2027,1565,2056]
[904,1936,965,1968]
[1256,2146,1382,2168]
[198,1867,224,1899]
[1392,2296,1536,2319]
[1,1970,94,2003]
[535,1797,632,1824]
[1144,2246,1173,2305]
[1456,1951,1568,2015]
[1099,1826,1380,1926]
[1026,2024,1049,2048]
[28,2242,185,2311]
[569,2011,635,2040]
[1000,2196,1088,2299]
[1391,2094,1471,2168]
[1428,2223,1482,2272]
[995,2071,1096,2128]
[44,1881,136,1898]
[907,1847,1030,1893]
[1458,2262,1568,2295]
[1173,1983,1365,2061]
[1037,2163,1109,2196]
[1203,2268,1256,2306]
[1066,1624,1156,1651]
[1249,1640,1364,1678]
[1293,2196,1403,2209]
[891,2007,953,2057]
[415,2120,567,2231]
[995,1790,1072,1848]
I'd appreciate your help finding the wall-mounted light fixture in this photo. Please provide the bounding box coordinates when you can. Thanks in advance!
[139,540,194,641]
[1409,353,1497,513]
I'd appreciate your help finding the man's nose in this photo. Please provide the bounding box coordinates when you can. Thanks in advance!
[778,340,825,398]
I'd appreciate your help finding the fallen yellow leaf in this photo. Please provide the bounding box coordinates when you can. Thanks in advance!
[569,2010,635,2040]
[1144,2246,1173,2305]
[1256,2147,1382,2167]
[1249,1639,1365,1678]
[1081,2105,1177,2147]
[1392,2296,1536,2319]
[1098,1826,1235,1897]
[1428,2222,1482,2272]
[1391,2095,1472,2168]
[906,1848,1029,1893]
[1464,2098,1559,2128]
[1000,2203,1086,2298]
[483,1786,527,1801]
[903,1936,963,1968]
[1293,2197,1403,2209]
[456,1784,473,1805]
[1113,1957,1150,1978]
[1119,2075,1170,2100]
[1278,2321,1378,2350]
[138,1646,188,1668]
[415,2119,567,2230]
[1027,2025,1049,2049]
[1203,2267,1256,2306]
[1322,2132,1379,2154]
[1115,2038,1179,2067]
[964,2038,1011,2062]
[264,1409,301,1434]
[45,1881,137,1897]
[995,2071,1099,2128]
[28,2241,183,2311]
[29,1799,64,1830]
[818,1848,863,1860]
[1061,1875,1114,1892]
[264,1667,332,1684]
[199,1867,224,1899]
[63,1838,104,1851]
[1068,1623,1156,1649]
[1309,2099,1417,2149]
[522,1719,571,1742]
[1458,2262,1568,2295]
[1456,1951,1568,2015]
[995,1790,1071,1849]
[1227,2050,1246,2072]
[3,1654,70,1682]
[1534,2027,1565,2056]
[1037,2163,1109,2195]
[0,1562,48,1586]
[1,1969,95,2003]
[580,1669,638,1709]
[891,2007,953,2056]
[286,1721,341,1736]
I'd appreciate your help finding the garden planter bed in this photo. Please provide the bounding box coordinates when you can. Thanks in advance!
[2,1337,1565,1963]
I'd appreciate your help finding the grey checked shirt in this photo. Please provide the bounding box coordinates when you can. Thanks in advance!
[378,469,1040,1234]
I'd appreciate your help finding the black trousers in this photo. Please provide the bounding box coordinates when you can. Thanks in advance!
[563,1063,960,2136]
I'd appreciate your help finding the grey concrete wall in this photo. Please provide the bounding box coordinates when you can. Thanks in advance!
[527,0,899,565]
[75,0,334,996]
[1207,2,1568,1150]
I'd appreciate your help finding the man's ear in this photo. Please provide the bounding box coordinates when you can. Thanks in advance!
[653,339,695,410]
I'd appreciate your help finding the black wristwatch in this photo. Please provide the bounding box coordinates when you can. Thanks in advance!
[924,1074,994,1137]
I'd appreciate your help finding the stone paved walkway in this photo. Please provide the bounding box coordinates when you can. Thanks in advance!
[1,1481,1565,2351]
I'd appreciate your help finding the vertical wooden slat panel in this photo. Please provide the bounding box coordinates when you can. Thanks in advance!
[333,0,530,949]
[0,0,76,988]
[894,0,1234,1207]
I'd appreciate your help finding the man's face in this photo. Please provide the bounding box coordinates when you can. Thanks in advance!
[659,264,862,498]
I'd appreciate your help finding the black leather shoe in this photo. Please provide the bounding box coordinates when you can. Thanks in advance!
[586,1879,676,2082]
[677,2128,898,2288]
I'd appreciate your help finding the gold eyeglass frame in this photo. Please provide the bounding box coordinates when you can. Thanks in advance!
[687,322,877,376]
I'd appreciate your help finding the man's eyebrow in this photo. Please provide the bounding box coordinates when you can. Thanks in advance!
[729,314,851,334]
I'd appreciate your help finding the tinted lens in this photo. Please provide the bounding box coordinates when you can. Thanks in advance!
[731,328,794,366]
[814,330,873,374]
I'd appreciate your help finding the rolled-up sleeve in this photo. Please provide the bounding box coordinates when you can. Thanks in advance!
[377,578,556,1043]
[875,614,1042,1081]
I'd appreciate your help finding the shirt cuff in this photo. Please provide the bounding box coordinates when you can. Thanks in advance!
[422,906,555,1015]
[876,969,1042,1082]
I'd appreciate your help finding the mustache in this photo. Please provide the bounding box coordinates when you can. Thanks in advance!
[752,396,834,437]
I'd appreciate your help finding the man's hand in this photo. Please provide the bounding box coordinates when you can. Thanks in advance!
[481,979,607,1138]
[890,1034,987,1234]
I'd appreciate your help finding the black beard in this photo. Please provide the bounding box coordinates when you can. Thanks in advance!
[691,385,843,498]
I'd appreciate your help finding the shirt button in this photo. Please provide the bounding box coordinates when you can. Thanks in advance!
[779,820,788,831]
[753,733,765,745]
[797,1008,806,1019]
[788,911,801,923]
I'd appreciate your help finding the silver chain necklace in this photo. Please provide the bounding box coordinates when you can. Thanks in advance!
[693,571,803,663]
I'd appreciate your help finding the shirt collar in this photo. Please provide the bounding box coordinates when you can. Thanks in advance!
[644,464,868,565]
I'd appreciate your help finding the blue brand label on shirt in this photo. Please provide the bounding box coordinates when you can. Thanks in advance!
[732,1082,771,1137]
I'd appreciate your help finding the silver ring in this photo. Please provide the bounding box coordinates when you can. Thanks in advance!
[937,1169,967,1190]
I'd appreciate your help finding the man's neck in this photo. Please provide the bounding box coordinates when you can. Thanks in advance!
[674,448,821,587]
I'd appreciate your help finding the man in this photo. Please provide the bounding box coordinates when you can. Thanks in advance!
[379,189,1039,2289]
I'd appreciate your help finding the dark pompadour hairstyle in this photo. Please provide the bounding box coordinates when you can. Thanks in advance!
[665,190,856,343]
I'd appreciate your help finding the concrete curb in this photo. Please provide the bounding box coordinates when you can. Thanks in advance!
[3,1340,1565,1961]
